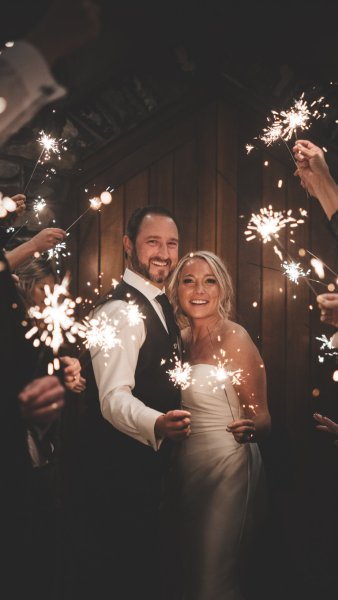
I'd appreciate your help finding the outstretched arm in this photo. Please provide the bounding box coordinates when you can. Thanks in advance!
[293,139,338,220]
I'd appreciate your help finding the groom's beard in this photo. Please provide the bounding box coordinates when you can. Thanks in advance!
[130,248,174,284]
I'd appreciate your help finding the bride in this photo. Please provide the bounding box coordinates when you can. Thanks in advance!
[168,250,271,600]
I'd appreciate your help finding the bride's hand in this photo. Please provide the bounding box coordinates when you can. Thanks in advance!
[226,419,256,444]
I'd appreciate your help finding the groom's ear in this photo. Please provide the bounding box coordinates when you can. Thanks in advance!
[123,235,133,259]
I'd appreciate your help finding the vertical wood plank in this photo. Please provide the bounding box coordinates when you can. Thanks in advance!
[174,139,198,257]
[196,103,217,252]
[216,100,238,298]
[261,155,287,426]
[149,154,174,211]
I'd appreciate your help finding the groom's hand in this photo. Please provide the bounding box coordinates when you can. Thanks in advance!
[155,410,191,441]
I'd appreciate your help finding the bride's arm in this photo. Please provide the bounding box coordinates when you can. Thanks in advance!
[224,323,271,443]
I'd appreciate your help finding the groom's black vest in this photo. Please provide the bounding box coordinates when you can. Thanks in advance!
[74,281,180,502]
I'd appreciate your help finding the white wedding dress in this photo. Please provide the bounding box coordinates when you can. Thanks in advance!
[173,364,264,600]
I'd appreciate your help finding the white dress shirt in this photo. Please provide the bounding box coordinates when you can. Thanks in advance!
[0,41,66,145]
[90,268,169,451]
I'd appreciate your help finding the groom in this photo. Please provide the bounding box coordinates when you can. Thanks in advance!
[73,206,190,599]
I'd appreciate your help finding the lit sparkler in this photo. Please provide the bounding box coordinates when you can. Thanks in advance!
[32,197,46,223]
[46,241,70,275]
[25,274,81,356]
[259,93,326,147]
[121,301,146,326]
[24,130,67,194]
[245,144,255,154]
[245,205,305,244]
[316,334,338,360]
[167,357,193,390]
[209,361,243,387]
[65,196,102,234]
[79,312,121,356]
[282,261,310,284]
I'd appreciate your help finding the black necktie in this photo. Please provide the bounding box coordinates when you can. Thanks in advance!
[155,293,179,350]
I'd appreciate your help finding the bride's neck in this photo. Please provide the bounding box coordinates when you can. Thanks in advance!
[190,316,222,344]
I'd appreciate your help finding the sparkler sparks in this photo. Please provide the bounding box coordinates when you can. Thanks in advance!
[79,312,121,356]
[121,301,146,326]
[25,275,81,355]
[245,205,305,243]
[167,357,193,390]
[37,130,66,162]
[209,361,243,387]
[282,261,310,284]
[316,334,338,360]
[259,93,326,147]
[32,197,46,222]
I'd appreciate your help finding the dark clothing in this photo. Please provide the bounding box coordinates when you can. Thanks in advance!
[329,209,338,239]
[68,281,180,599]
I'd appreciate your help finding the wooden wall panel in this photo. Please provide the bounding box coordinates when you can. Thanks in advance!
[216,101,238,292]
[196,103,217,251]
[100,185,125,294]
[174,139,198,257]
[261,156,288,425]
[149,154,174,210]
[285,173,312,435]
[124,170,149,224]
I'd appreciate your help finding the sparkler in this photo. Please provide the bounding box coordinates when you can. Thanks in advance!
[78,312,121,357]
[65,196,102,234]
[46,240,69,275]
[25,274,82,372]
[32,197,46,223]
[209,361,243,387]
[316,334,338,360]
[282,261,311,284]
[244,205,305,244]
[259,93,326,147]
[23,130,67,195]
[121,301,146,327]
[167,356,193,390]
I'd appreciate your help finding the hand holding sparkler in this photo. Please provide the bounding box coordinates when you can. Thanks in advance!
[19,375,65,425]
[316,293,338,328]
[154,409,192,441]
[6,227,66,270]
[293,139,338,220]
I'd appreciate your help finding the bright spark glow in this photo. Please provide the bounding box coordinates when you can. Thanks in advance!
[89,196,102,210]
[79,312,121,356]
[38,130,66,162]
[259,93,326,146]
[209,361,243,386]
[26,275,81,354]
[310,258,325,279]
[32,197,46,222]
[245,205,305,243]
[245,144,254,154]
[282,261,310,284]
[121,302,146,326]
[167,357,192,390]
[316,334,338,358]
[47,241,68,261]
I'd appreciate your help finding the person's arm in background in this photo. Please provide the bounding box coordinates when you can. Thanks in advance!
[293,140,338,237]
[0,0,100,145]
[6,227,66,270]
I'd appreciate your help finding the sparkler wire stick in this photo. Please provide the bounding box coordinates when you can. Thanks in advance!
[23,149,45,195]
[65,206,92,233]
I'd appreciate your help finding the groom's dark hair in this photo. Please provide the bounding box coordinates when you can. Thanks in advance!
[125,205,180,246]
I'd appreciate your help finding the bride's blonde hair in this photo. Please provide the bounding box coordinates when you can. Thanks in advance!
[168,250,233,328]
